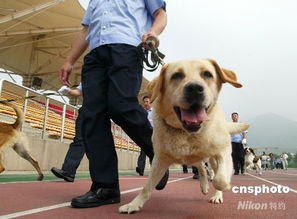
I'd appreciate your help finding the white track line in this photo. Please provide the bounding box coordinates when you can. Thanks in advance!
[0,179,63,185]
[0,203,70,219]
[246,173,297,193]
[0,176,192,219]
[269,171,297,176]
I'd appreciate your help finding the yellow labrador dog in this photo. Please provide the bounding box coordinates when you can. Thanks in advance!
[0,100,44,180]
[119,59,249,214]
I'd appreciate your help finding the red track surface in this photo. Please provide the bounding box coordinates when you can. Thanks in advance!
[0,169,296,219]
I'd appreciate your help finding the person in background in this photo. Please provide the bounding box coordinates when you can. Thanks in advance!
[136,96,152,176]
[281,152,288,170]
[275,156,283,169]
[269,152,275,170]
[231,112,248,175]
[51,83,85,182]
[58,0,168,208]
[261,151,269,170]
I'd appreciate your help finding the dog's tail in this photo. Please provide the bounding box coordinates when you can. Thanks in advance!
[1,101,24,129]
[226,122,249,135]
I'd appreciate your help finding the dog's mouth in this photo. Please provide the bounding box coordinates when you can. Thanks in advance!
[174,105,209,132]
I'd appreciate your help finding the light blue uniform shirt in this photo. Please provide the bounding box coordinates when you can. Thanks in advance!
[231,130,248,143]
[82,0,166,51]
[147,109,153,127]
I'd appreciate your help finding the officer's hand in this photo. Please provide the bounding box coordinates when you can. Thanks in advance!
[59,61,73,86]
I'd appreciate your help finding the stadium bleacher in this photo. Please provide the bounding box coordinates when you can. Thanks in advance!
[0,80,141,152]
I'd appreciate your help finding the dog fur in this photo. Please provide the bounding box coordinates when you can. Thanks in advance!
[244,147,262,175]
[119,59,249,213]
[0,100,43,180]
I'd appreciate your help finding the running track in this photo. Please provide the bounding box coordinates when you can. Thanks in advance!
[0,169,297,219]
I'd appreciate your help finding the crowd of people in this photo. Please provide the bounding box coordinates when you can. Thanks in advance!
[230,112,289,174]
[263,152,289,170]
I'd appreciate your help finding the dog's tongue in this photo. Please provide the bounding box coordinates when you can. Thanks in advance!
[181,108,209,125]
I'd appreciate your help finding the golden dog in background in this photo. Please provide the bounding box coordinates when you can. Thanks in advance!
[119,59,249,213]
[0,100,43,180]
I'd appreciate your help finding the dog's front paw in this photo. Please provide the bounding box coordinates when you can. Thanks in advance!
[201,185,209,195]
[209,191,223,204]
[200,180,209,195]
[119,203,142,214]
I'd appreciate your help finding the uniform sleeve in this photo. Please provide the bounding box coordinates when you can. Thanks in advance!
[144,0,166,17]
[81,0,94,26]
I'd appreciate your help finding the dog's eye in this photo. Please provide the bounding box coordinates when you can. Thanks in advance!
[171,72,185,80]
[201,71,213,79]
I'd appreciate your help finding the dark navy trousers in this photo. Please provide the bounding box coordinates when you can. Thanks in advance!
[81,44,154,189]
[231,142,245,174]
[62,108,85,175]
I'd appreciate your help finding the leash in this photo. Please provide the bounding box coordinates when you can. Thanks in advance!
[138,36,165,72]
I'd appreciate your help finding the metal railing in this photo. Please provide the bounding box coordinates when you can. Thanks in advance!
[0,79,140,152]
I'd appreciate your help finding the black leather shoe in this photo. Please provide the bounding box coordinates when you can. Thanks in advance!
[71,188,120,208]
[51,167,74,182]
[136,167,144,176]
[155,169,169,190]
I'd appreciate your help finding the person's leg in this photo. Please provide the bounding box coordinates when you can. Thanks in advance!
[239,157,245,174]
[238,144,245,174]
[192,166,198,175]
[81,47,119,189]
[71,47,120,208]
[107,44,168,190]
[136,150,146,175]
[182,164,188,173]
[106,44,154,161]
[51,109,85,182]
[62,110,85,175]
[192,166,199,179]
[231,143,239,174]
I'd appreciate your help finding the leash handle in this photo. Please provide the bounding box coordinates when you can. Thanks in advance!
[145,36,158,51]
[138,36,165,72]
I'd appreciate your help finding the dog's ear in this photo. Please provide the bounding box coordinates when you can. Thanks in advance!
[147,64,168,102]
[207,59,242,88]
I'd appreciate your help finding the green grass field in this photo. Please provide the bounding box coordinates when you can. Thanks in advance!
[0,172,89,183]
[0,169,182,183]
[0,171,140,183]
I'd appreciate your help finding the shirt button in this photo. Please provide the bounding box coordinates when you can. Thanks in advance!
[102,40,105,43]
[102,25,106,30]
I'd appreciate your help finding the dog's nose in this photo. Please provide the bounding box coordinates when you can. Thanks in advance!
[184,82,204,95]
[184,82,205,105]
